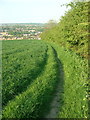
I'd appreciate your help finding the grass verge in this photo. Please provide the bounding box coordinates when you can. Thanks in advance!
[51,42,88,118]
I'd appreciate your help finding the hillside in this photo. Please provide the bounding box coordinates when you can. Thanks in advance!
[2,1,89,119]
[2,40,88,118]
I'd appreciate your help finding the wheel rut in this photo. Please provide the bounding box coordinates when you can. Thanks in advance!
[45,46,64,118]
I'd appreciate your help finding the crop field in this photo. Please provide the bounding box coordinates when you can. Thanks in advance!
[2,40,88,118]
[2,40,48,106]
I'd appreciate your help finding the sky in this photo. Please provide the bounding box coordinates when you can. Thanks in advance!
[0,0,72,23]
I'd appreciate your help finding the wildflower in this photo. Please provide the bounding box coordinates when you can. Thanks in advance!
[82,106,85,108]
[83,98,86,100]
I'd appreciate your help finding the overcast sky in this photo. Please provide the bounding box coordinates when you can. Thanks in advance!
[0,0,72,23]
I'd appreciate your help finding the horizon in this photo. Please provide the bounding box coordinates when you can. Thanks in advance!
[0,22,54,24]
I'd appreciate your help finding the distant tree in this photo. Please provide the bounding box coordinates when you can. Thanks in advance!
[3,36,8,39]
[45,19,57,29]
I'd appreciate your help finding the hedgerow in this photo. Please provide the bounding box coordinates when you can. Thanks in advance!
[41,1,89,58]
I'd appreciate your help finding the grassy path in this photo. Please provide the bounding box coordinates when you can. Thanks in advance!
[45,46,64,118]
[51,43,88,118]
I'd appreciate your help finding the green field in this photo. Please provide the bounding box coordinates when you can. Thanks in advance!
[2,39,88,118]
[2,40,48,107]
[2,1,89,119]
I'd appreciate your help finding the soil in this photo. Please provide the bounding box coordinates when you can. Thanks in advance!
[45,47,64,118]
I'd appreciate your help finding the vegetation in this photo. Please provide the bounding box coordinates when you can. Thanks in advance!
[51,42,88,118]
[45,20,57,29]
[2,40,59,118]
[2,40,48,106]
[41,1,89,58]
[2,39,89,118]
[2,0,89,119]
[0,40,2,120]
[40,1,89,118]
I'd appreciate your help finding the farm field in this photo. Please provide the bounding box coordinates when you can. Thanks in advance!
[2,40,48,107]
[2,40,88,118]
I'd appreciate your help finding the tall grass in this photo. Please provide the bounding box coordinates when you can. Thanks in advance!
[3,45,59,118]
[51,42,88,118]
[2,40,48,106]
